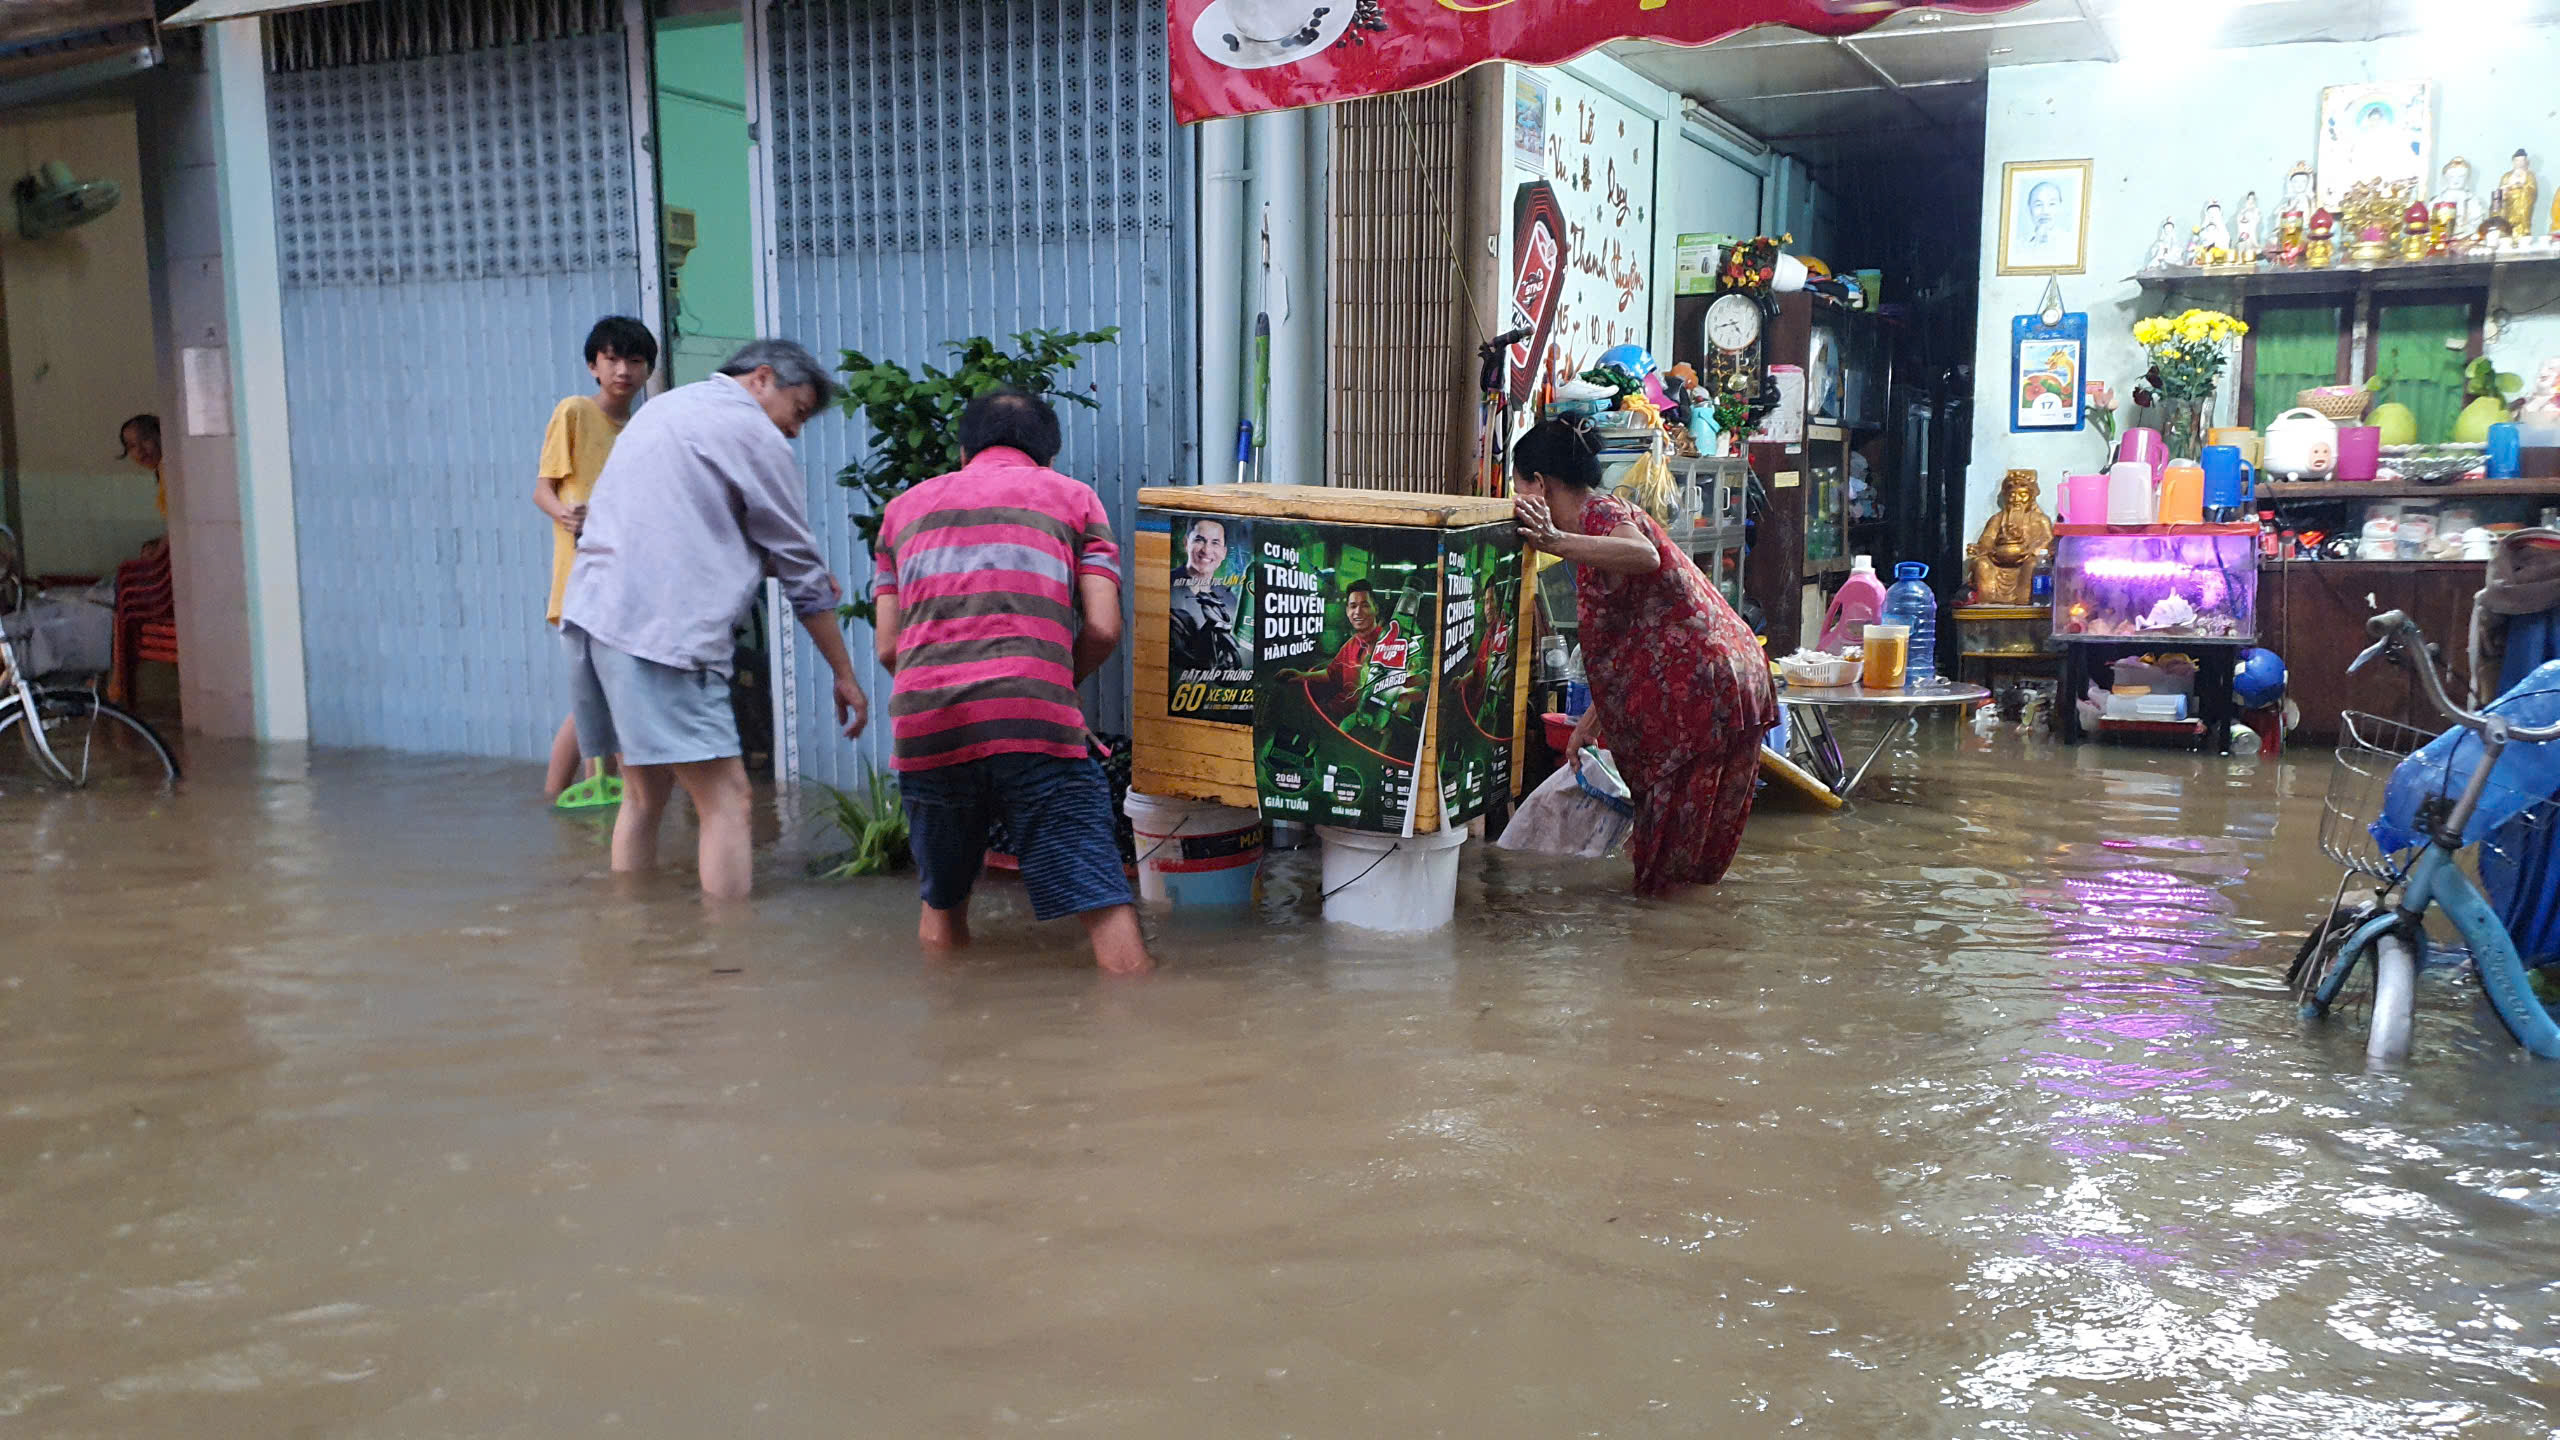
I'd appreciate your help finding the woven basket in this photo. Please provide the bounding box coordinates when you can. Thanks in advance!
[2297,387,2369,422]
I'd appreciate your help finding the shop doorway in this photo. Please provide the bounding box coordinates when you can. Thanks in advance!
[0,98,177,723]
[650,5,772,772]
[653,8,753,387]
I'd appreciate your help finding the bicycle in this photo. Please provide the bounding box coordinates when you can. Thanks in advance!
[2289,609,2560,1062]
[0,523,180,789]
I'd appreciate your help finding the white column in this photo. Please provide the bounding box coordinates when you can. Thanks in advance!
[1248,107,1321,489]
[208,18,309,744]
[620,0,667,396]
[1197,117,1247,484]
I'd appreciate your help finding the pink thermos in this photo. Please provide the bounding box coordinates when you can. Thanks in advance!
[2115,428,2168,481]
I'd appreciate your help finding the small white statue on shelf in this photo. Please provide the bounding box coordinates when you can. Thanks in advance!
[2146,218,2182,270]
[2234,191,2264,260]
[2283,160,2315,217]
[2436,155,2486,238]
[2522,358,2560,420]
[2188,200,2231,265]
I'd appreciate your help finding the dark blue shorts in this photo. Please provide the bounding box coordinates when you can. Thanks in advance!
[900,753,1134,921]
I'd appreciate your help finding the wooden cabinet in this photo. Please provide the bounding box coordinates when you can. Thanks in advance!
[2262,561,2484,743]
[1703,291,1891,650]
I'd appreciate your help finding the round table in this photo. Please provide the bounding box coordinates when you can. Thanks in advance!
[1776,679,1990,801]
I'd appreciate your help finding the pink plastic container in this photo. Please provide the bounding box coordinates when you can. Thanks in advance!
[2060,473,2109,525]
[2335,425,2382,482]
[2116,428,2168,480]
[1818,555,1889,653]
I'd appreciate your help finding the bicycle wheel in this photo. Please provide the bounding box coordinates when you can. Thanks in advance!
[2288,903,2372,1010]
[12,688,179,787]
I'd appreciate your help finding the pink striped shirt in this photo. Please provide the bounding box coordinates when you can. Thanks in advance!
[875,447,1120,771]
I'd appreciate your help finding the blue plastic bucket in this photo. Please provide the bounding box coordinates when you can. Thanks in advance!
[1123,791,1263,909]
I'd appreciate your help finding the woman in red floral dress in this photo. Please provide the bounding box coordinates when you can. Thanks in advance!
[1512,420,1778,895]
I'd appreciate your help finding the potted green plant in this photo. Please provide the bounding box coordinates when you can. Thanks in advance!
[809,769,909,879]
[832,327,1118,622]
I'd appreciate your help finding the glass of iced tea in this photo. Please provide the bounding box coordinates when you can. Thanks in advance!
[1861,624,1909,690]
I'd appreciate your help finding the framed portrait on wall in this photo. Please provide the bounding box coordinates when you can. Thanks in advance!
[1996,159,2091,275]
[2316,82,2431,210]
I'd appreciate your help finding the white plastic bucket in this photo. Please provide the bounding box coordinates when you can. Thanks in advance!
[1316,824,1468,932]
[1123,791,1264,909]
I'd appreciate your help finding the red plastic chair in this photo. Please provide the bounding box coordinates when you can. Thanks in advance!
[110,540,177,704]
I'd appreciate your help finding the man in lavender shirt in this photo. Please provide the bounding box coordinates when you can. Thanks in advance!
[561,339,868,899]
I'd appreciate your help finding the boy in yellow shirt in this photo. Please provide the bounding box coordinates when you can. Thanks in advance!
[536,316,657,803]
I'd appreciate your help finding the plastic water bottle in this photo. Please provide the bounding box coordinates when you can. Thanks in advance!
[1884,561,1938,687]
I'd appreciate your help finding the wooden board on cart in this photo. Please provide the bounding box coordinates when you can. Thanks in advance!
[1135,485,1512,530]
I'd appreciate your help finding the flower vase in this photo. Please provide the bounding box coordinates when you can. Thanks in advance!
[2162,393,2210,462]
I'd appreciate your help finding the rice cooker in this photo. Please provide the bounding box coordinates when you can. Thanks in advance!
[2263,406,2340,481]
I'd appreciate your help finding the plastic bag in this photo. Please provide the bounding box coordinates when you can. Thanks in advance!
[1498,749,1634,859]
[2373,659,2560,853]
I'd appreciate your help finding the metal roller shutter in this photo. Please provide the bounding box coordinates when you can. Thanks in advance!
[764,0,1194,790]
[268,0,642,756]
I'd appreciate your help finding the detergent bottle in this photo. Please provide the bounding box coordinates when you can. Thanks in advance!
[1819,555,1888,653]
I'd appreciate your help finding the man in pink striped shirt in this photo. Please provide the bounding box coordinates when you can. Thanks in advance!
[872,389,1150,975]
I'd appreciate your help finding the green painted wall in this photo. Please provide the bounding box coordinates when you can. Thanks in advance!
[654,20,753,386]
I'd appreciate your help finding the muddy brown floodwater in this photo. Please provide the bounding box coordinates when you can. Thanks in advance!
[5,726,2560,1437]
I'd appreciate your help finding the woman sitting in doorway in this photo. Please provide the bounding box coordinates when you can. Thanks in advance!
[118,413,164,519]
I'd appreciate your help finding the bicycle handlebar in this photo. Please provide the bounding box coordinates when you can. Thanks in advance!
[2355,609,2560,745]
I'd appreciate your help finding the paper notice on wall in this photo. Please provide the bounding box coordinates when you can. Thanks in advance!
[1675,233,1731,296]
[1753,366,1805,445]
[182,347,232,437]
[1511,70,1546,173]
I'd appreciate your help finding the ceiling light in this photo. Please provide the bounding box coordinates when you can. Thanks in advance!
[2419,0,2528,63]
[2110,0,2228,61]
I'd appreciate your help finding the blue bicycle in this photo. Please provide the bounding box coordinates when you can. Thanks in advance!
[2289,611,2560,1062]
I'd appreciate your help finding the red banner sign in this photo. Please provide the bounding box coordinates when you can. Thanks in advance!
[1504,181,1564,408]
[1171,1,2032,125]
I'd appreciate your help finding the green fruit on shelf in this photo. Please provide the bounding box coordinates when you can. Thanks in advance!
[2452,394,2510,445]
[2370,401,2419,447]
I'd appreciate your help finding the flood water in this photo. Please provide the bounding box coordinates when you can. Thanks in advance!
[5,724,2559,1437]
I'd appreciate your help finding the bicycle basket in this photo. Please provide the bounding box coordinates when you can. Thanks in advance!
[2321,711,2441,883]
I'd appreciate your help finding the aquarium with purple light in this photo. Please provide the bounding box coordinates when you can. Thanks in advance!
[2051,531,2257,641]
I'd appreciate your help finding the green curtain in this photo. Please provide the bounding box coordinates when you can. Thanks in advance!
[2371,302,2471,444]
[2249,304,2344,427]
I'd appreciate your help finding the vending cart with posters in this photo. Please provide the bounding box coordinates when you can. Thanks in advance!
[1133,485,1535,840]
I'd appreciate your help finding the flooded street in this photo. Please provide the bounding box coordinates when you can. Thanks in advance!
[5,727,2559,1437]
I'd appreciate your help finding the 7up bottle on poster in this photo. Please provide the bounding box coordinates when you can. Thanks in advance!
[1347,617,1415,738]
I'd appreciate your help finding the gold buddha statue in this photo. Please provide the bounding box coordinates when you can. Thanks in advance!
[1968,468,2055,606]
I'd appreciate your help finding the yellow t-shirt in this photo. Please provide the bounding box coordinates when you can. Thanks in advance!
[540,394,625,624]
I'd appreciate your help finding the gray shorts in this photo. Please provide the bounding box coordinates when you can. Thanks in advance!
[561,625,738,767]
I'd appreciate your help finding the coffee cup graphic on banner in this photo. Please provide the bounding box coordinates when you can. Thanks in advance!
[1191,0,1352,69]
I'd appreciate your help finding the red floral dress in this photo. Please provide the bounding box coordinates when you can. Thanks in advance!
[1572,494,1779,894]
